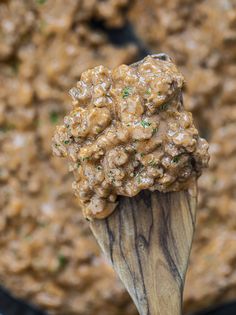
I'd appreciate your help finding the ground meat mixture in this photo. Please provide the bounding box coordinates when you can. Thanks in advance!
[130,0,236,313]
[0,1,138,314]
[0,0,236,314]
[52,55,209,220]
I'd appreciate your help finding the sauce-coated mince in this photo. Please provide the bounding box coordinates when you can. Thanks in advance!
[52,55,209,220]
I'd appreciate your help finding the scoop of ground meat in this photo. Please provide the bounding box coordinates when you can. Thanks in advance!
[52,54,209,220]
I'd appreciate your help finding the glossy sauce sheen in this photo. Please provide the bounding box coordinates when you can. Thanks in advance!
[52,55,209,220]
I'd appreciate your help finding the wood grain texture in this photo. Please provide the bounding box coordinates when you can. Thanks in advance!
[90,186,197,315]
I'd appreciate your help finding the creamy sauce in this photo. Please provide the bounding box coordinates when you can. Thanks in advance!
[52,55,209,219]
[1,0,234,313]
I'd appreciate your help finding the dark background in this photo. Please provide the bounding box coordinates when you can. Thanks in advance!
[0,285,236,315]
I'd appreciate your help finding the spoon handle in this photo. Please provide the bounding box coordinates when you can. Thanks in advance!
[90,187,197,315]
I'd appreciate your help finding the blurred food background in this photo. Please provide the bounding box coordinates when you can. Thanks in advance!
[0,0,236,315]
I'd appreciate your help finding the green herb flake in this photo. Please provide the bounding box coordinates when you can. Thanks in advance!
[97,166,102,170]
[39,20,47,32]
[36,0,47,4]
[33,119,40,127]
[25,235,32,241]
[0,123,16,133]
[82,157,89,161]
[58,254,68,269]
[50,111,59,124]
[148,160,158,167]
[141,120,151,128]
[140,153,145,157]
[152,127,158,134]
[172,155,181,163]
[136,175,141,184]
[159,103,169,111]
[210,177,217,186]
[10,59,20,74]
[38,222,47,227]
[77,161,81,168]
[122,87,132,99]
[146,88,151,95]
[64,140,70,145]
[157,91,162,96]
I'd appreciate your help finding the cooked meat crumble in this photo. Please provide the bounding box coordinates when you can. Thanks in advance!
[52,55,209,220]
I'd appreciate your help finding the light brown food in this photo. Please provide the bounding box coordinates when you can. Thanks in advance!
[52,55,209,220]
[0,0,138,314]
[0,0,236,314]
[130,0,236,313]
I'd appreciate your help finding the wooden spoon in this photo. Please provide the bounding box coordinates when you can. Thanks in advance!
[91,54,197,315]
[90,183,197,315]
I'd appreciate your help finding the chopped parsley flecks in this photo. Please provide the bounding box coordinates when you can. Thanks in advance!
[77,161,81,168]
[146,88,151,95]
[135,167,144,184]
[0,123,16,133]
[39,20,47,32]
[82,157,89,161]
[58,254,68,269]
[64,140,70,145]
[36,0,47,4]
[11,59,20,74]
[141,120,151,128]
[50,111,59,124]
[38,222,48,228]
[33,119,40,127]
[25,235,32,241]
[159,103,169,111]
[140,152,145,157]
[148,160,158,167]
[152,127,158,134]
[122,87,132,99]
[136,175,141,184]
[108,171,115,183]
[172,155,181,163]
[212,176,217,184]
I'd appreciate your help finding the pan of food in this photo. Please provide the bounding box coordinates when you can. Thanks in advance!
[0,0,236,315]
